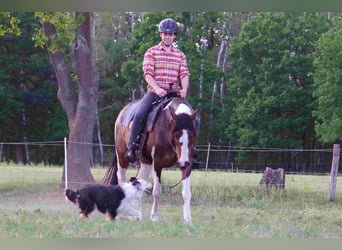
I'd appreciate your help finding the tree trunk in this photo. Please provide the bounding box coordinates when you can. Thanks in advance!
[16,145,24,164]
[42,13,97,186]
[210,80,217,129]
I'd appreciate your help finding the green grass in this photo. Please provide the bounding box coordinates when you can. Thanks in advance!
[1,165,342,238]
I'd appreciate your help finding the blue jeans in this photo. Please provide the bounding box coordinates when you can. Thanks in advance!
[128,91,160,146]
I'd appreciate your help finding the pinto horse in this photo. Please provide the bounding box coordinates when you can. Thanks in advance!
[103,94,198,224]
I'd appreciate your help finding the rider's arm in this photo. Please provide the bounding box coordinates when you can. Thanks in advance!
[179,75,189,98]
[145,74,167,97]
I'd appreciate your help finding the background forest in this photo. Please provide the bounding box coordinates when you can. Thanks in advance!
[0,12,341,175]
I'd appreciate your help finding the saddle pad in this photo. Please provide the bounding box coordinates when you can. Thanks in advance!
[120,100,140,128]
[120,98,171,132]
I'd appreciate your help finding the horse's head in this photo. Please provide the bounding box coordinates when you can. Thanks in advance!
[169,100,198,169]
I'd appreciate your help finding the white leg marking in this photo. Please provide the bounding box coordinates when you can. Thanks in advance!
[182,176,192,224]
[135,162,152,219]
[79,213,87,220]
[150,169,161,222]
[178,130,189,167]
[137,163,152,180]
[149,146,161,222]
[117,165,127,185]
[117,207,142,221]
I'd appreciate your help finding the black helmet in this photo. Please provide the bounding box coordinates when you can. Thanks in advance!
[158,18,178,34]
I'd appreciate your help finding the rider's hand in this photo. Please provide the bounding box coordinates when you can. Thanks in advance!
[154,86,167,97]
[179,88,187,98]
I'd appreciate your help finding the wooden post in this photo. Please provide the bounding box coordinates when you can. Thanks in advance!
[0,142,3,162]
[64,137,68,191]
[205,142,210,177]
[328,143,340,201]
[259,167,285,189]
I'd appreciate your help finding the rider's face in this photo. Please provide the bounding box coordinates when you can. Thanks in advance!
[160,32,176,46]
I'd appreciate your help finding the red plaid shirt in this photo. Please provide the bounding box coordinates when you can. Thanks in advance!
[143,42,190,91]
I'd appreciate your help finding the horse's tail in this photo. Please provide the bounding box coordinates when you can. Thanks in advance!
[102,151,118,185]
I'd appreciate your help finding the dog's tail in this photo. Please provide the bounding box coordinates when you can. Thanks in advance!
[65,189,79,203]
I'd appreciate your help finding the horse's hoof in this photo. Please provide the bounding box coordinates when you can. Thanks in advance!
[150,215,159,222]
[184,218,192,225]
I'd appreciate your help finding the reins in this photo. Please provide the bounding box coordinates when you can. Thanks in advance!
[169,178,183,190]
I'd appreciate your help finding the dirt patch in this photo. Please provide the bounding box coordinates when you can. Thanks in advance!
[37,188,66,205]
[0,187,73,215]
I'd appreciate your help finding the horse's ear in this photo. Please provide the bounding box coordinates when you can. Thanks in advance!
[191,109,198,121]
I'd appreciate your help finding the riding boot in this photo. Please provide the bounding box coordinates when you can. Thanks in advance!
[125,120,144,163]
[125,142,139,163]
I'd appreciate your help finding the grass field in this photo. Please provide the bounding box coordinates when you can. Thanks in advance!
[1,164,342,238]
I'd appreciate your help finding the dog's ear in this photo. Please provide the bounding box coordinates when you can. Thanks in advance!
[65,189,79,203]
[130,178,142,190]
[129,177,141,188]
[129,176,137,182]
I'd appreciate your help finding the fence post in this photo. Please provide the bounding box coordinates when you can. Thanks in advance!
[64,137,68,191]
[0,142,3,162]
[205,142,211,176]
[328,143,340,201]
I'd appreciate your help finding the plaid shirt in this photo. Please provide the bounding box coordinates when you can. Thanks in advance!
[143,42,190,91]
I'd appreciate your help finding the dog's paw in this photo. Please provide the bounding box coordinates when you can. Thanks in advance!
[127,215,142,221]
[79,213,87,220]
[106,213,114,222]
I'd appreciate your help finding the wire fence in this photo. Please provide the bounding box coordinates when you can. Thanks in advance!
[194,143,340,175]
[0,140,340,175]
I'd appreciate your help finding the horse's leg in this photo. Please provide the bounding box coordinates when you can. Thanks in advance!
[136,162,152,180]
[147,147,161,222]
[113,147,128,185]
[182,173,192,224]
[150,167,161,222]
[117,164,127,185]
[135,162,152,219]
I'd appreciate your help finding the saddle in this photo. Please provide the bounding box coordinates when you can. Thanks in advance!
[121,92,178,132]
[121,91,199,162]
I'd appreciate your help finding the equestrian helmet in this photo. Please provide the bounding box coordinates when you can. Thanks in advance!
[158,18,178,34]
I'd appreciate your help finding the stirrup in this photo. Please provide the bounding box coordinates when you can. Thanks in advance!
[125,143,139,163]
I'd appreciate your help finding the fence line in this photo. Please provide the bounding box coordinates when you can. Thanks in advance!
[1,140,341,151]
[0,139,340,174]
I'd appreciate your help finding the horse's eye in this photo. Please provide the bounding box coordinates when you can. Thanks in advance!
[173,130,182,138]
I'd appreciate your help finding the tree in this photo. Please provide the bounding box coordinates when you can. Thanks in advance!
[35,12,98,185]
[226,12,331,149]
[0,12,64,164]
[313,17,342,144]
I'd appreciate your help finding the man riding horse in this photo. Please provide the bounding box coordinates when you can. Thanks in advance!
[125,18,190,163]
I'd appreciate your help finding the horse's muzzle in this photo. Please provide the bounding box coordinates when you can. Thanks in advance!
[178,161,190,169]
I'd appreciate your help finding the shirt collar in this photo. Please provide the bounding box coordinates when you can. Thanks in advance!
[158,42,175,51]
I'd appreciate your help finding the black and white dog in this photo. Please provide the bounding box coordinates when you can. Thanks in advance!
[65,177,152,221]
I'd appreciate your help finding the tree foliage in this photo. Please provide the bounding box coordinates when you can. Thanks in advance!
[0,13,64,147]
[226,12,331,148]
[1,12,341,169]
[313,17,342,144]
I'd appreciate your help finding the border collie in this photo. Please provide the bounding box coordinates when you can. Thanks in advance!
[65,177,152,221]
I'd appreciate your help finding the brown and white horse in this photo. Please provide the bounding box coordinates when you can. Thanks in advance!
[103,96,198,224]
